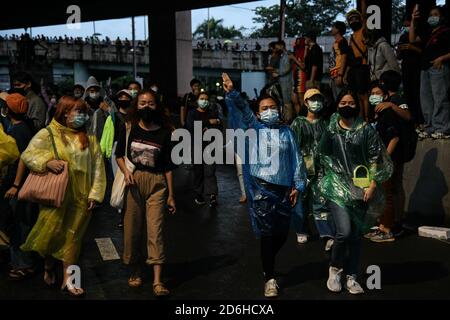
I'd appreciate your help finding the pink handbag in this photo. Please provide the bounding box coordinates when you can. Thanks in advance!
[18,127,69,208]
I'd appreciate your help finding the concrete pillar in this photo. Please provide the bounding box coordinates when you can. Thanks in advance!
[74,61,89,86]
[148,13,177,107]
[176,11,193,98]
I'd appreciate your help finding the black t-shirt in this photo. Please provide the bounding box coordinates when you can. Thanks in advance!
[182,92,198,114]
[115,124,175,173]
[375,109,401,162]
[421,26,450,70]
[387,94,408,110]
[305,44,324,81]
[398,32,422,71]
[113,111,127,142]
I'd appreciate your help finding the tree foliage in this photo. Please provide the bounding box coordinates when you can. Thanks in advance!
[193,17,245,39]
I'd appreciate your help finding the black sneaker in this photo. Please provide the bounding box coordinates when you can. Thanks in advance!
[194,195,206,205]
[209,195,218,208]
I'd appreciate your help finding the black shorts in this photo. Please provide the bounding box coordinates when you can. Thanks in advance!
[347,65,370,94]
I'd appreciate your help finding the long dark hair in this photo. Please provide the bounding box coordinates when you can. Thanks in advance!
[335,88,360,115]
[128,90,173,130]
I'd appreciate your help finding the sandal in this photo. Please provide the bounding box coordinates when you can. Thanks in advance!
[153,283,170,297]
[128,276,143,288]
[8,268,34,281]
[61,284,86,297]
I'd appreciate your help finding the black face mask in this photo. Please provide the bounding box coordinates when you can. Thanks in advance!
[350,21,362,31]
[138,107,161,123]
[117,100,131,110]
[9,87,26,96]
[338,105,358,119]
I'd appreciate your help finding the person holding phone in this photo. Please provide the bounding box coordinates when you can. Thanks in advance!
[115,90,176,296]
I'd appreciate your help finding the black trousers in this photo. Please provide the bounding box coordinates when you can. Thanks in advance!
[193,163,218,197]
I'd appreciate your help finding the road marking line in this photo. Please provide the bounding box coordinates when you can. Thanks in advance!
[95,237,120,261]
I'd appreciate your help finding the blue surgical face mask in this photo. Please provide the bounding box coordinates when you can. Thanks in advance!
[401,26,410,34]
[259,108,279,125]
[307,100,323,113]
[198,99,209,109]
[428,16,441,28]
[369,94,384,106]
[70,114,89,128]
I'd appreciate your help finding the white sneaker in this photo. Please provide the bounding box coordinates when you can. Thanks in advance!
[325,239,334,252]
[264,279,278,298]
[344,275,365,294]
[296,233,308,244]
[327,267,343,292]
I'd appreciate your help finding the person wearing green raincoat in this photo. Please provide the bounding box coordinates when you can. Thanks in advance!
[291,88,335,250]
[20,96,106,297]
[318,89,393,295]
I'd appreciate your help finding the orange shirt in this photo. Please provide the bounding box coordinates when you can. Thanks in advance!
[349,29,368,65]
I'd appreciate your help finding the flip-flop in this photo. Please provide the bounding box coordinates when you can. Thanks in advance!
[153,283,170,296]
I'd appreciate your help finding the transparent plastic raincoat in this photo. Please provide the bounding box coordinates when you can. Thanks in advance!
[20,119,106,264]
[317,113,393,232]
[291,117,334,238]
[0,123,19,170]
[225,90,307,237]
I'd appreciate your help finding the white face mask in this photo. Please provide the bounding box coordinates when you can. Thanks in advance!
[50,98,57,104]
[369,94,384,106]
[150,86,158,93]
[130,89,138,98]
[307,100,323,113]
[198,99,209,109]
[259,108,279,125]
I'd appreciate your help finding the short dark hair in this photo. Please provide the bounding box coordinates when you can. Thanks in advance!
[333,21,347,36]
[379,70,402,92]
[304,31,317,42]
[369,81,387,95]
[190,78,201,87]
[276,40,286,48]
[256,93,280,111]
[12,71,32,85]
[128,80,142,90]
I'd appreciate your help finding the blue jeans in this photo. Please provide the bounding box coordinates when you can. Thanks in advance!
[329,201,363,276]
[420,65,450,135]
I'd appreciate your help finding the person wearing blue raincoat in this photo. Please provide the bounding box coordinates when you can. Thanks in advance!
[223,73,307,298]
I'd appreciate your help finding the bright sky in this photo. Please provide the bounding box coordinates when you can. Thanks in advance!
[0,0,443,39]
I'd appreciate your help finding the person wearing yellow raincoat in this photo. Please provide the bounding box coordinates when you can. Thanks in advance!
[0,123,19,170]
[20,96,106,297]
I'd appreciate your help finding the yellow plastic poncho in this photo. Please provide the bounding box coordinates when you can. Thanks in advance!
[0,123,19,170]
[20,119,106,264]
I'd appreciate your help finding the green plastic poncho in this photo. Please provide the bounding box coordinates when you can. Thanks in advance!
[0,123,19,170]
[20,119,106,264]
[317,113,393,231]
[291,116,334,238]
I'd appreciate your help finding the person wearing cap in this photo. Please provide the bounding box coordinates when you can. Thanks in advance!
[346,6,370,122]
[0,93,39,281]
[291,89,335,249]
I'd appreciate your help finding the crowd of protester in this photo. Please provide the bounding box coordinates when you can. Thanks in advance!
[0,3,449,300]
